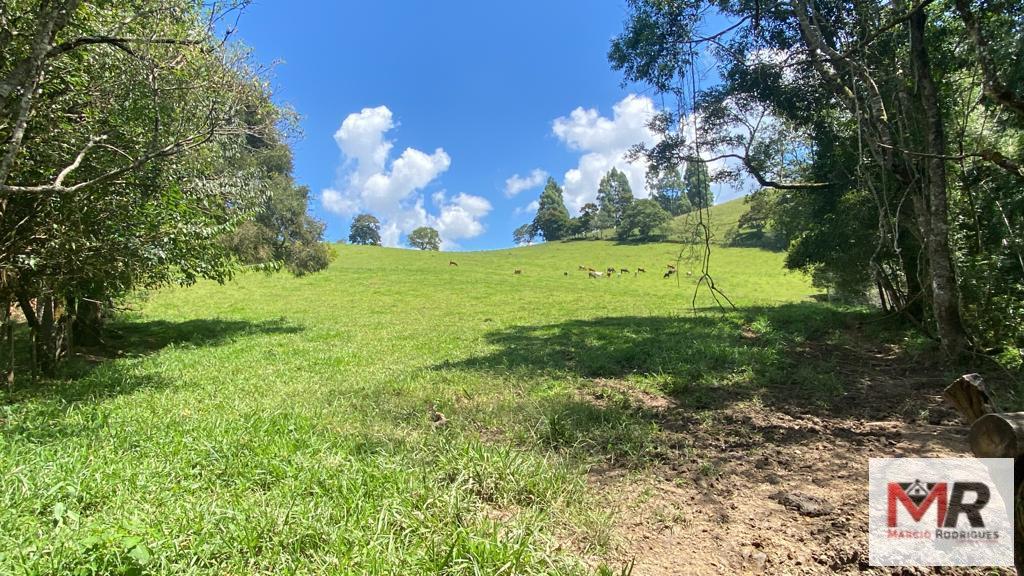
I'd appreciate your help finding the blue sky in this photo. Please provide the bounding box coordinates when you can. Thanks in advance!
[236,1,739,250]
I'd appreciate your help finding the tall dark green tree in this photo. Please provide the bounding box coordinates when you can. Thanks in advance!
[222,143,330,276]
[596,168,634,224]
[577,202,600,238]
[651,168,691,216]
[531,178,571,241]
[349,214,382,246]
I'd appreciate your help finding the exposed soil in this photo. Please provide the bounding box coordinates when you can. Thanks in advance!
[578,332,1015,576]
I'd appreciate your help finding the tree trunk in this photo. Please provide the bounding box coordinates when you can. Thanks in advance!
[36,295,57,375]
[0,0,82,185]
[898,232,926,322]
[876,279,890,312]
[72,298,104,347]
[30,294,69,376]
[908,7,968,357]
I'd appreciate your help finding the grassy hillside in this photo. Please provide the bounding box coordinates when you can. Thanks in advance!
[1,242,840,574]
[659,196,750,244]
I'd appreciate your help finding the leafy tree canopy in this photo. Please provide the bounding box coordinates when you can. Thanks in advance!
[349,214,382,246]
[513,223,537,245]
[610,0,1024,355]
[617,198,671,241]
[222,142,330,276]
[0,0,291,371]
[651,168,692,216]
[408,226,441,251]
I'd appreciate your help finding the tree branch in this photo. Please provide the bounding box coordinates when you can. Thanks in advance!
[0,127,218,195]
[953,0,1024,119]
[45,36,202,59]
[877,142,1024,178]
[54,136,104,186]
[684,153,829,190]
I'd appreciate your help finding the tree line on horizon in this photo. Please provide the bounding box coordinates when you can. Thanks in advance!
[513,161,713,245]
[344,215,441,251]
[344,161,716,252]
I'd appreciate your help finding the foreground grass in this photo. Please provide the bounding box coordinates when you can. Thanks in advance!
[1,241,828,574]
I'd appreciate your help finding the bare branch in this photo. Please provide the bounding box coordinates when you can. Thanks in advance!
[54,136,105,187]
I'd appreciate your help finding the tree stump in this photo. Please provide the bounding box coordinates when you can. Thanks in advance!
[943,373,995,424]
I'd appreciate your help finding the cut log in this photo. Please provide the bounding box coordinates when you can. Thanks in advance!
[943,373,995,424]
[969,413,1024,458]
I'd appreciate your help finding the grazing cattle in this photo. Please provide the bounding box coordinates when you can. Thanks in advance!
[587,267,596,272]
[564,271,569,276]
[636,267,646,274]
[667,264,677,270]
[663,269,676,279]
[606,267,616,275]
[449,260,458,266]
[578,265,587,271]
[514,269,522,275]
[619,268,629,275]
[588,270,603,278]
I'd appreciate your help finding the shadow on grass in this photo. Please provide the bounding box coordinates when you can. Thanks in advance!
[725,229,787,251]
[436,302,955,467]
[99,316,302,357]
[445,303,887,413]
[4,317,303,405]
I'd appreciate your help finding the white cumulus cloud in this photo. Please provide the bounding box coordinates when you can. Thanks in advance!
[552,94,660,213]
[504,168,548,197]
[321,106,491,248]
[321,188,359,215]
[435,193,493,249]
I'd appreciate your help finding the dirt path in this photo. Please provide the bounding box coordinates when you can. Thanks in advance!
[580,336,1015,575]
